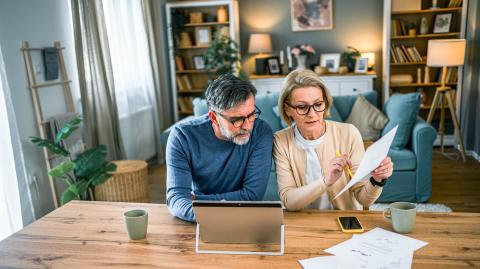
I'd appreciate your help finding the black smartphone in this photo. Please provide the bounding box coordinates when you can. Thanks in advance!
[337,216,364,233]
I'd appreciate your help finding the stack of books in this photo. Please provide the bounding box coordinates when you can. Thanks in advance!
[390,45,423,63]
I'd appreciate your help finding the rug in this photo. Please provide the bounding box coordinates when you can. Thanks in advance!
[370,203,452,213]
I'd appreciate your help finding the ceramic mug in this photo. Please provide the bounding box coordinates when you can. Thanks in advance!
[383,202,416,233]
[124,209,148,240]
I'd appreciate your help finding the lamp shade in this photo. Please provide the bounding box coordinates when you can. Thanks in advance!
[248,33,272,54]
[361,52,375,67]
[427,39,466,67]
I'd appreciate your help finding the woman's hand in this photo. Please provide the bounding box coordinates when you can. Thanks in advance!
[371,157,393,182]
[325,154,352,187]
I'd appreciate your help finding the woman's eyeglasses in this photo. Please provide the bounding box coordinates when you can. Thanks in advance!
[286,101,327,115]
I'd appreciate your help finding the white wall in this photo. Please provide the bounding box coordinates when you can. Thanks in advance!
[0,0,80,219]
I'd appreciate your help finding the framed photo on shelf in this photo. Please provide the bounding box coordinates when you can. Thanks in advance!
[354,57,368,73]
[195,27,211,46]
[291,0,333,31]
[266,57,281,75]
[192,55,205,70]
[433,13,452,34]
[320,53,340,73]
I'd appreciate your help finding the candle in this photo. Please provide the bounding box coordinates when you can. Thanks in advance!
[287,46,292,68]
[280,50,284,65]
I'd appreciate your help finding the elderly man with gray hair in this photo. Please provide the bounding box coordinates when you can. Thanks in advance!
[166,74,273,222]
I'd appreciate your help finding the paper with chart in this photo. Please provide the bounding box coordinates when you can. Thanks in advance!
[333,125,398,200]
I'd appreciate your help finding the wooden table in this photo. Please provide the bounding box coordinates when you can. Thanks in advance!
[0,201,479,268]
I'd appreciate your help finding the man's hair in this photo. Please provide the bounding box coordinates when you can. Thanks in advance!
[205,74,257,112]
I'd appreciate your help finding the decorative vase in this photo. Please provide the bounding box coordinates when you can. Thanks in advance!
[420,17,428,35]
[217,6,227,23]
[295,55,307,70]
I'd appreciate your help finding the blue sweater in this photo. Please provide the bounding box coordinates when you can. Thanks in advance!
[166,115,273,222]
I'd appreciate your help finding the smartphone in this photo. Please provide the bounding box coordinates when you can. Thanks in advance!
[337,216,364,233]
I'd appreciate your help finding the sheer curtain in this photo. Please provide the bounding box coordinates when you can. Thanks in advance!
[0,44,23,241]
[102,0,160,161]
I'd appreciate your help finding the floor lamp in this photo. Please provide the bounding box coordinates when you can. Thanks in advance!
[426,39,466,162]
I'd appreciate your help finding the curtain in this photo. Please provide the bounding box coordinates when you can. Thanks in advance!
[71,0,125,161]
[101,0,160,161]
[141,0,174,163]
[0,43,34,241]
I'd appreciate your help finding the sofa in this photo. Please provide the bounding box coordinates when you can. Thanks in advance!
[161,90,437,203]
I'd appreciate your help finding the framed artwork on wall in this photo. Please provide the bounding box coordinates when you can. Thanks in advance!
[291,0,333,32]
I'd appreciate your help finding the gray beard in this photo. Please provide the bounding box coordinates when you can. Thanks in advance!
[218,120,251,146]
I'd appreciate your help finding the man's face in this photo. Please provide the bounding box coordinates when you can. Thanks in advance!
[215,95,256,146]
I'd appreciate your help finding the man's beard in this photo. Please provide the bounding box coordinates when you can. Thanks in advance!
[218,120,252,145]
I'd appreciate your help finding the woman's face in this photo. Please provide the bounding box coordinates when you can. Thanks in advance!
[286,86,327,138]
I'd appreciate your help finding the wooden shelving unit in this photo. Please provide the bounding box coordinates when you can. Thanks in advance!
[383,0,467,142]
[166,0,239,121]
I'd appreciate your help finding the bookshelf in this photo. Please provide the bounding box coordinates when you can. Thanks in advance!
[166,0,239,121]
[382,0,468,144]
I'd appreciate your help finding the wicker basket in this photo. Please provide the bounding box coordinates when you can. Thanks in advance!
[94,160,149,202]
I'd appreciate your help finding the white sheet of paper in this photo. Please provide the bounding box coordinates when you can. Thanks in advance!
[299,255,356,269]
[333,125,398,200]
[356,228,428,252]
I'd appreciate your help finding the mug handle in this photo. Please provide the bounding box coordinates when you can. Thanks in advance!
[383,208,392,221]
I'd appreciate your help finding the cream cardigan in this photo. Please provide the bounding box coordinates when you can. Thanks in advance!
[273,121,382,211]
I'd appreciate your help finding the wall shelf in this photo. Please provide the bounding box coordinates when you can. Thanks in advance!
[392,7,462,15]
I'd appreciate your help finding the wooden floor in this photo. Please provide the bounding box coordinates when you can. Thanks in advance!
[148,148,480,212]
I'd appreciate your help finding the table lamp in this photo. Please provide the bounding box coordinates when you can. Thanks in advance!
[361,52,375,71]
[426,39,466,162]
[248,33,272,75]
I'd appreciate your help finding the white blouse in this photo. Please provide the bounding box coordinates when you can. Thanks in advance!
[294,125,333,210]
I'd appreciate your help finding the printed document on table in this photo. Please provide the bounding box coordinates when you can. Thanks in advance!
[333,125,398,200]
[299,256,356,269]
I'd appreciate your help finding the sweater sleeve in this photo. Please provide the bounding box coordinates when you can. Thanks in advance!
[273,131,328,211]
[195,121,273,201]
[166,126,195,222]
[348,124,383,206]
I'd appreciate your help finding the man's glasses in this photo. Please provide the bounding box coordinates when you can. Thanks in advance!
[217,106,262,128]
[286,101,327,115]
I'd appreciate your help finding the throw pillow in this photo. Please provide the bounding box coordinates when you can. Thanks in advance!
[345,95,388,141]
[382,93,420,149]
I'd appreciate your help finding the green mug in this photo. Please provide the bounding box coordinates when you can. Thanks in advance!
[124,209,148,240]
[383,202,416,233]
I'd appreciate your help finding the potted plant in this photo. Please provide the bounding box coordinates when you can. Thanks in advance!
[204,33,248,83]
[30,115,117,205]
[342,46,361,72]
[291,44,316,70]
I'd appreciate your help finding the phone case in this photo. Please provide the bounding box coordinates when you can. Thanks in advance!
[337,217,364,233]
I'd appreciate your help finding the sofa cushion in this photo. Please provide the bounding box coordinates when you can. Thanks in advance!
[192,98,208,116]
[326,103,342,122]
[272,106,289,129]
[333,91,377,121]
[382,93,420,149]
[345,95,388,140]
[388,148,416,171]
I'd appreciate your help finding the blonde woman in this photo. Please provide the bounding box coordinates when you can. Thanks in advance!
[274,69,393,211]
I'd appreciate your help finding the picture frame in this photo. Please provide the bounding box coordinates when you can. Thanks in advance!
[195,27,211,46]
[433,13,452,34]
[192,55,205,70]
[320,53,340,73]
[354,57,369,73]
[266,57,281,75]
[291,0,333,32]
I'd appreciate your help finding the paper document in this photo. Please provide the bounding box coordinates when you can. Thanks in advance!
[299,256,356,268]
[333,126,398,200]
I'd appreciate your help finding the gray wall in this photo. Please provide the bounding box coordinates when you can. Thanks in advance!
[461,0,480,157]
[238,0,384,90]
[0,0,80,220]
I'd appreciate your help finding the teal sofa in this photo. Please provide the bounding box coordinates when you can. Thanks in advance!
[161,91,437,203]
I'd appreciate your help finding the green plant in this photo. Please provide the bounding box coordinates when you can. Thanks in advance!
[30,115,116,205]
[204,34,248,83]
[342,46,361,72]
[171,10,187,46]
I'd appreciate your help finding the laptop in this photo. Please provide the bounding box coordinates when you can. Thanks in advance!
[192,200,284,244]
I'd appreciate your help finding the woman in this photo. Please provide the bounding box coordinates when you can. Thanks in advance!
[274,69,393,211]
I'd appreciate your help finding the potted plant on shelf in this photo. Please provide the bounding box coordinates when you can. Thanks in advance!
[204,33,248,83]
[30,115,117,205]
[342,46,361,72]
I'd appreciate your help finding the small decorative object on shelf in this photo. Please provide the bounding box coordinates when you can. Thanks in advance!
[179,32,192,47]
[291,44,316,70]
[408,23,417,36]
[190,12,203,23]
[424,66,430,84]
[431,0,439,9]
[420,17,428,35]
[433,13,452,34]
[417,67,422,84]
[217,6,227,23]
[321,53,341,73]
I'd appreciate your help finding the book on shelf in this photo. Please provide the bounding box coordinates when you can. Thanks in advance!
[176,75,186,91]
[181,75,192,90]
[448,0,463,8]
[175,55,185,71]
[390,45,423,64]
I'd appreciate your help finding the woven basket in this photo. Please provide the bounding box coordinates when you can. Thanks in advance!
[94,160,149,202]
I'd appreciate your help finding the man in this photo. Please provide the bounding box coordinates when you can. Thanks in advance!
[166,74,273,222]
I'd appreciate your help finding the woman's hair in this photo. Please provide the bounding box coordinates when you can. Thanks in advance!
[278,69,333,126]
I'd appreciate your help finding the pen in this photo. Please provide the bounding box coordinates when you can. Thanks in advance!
[336,150,354,178]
